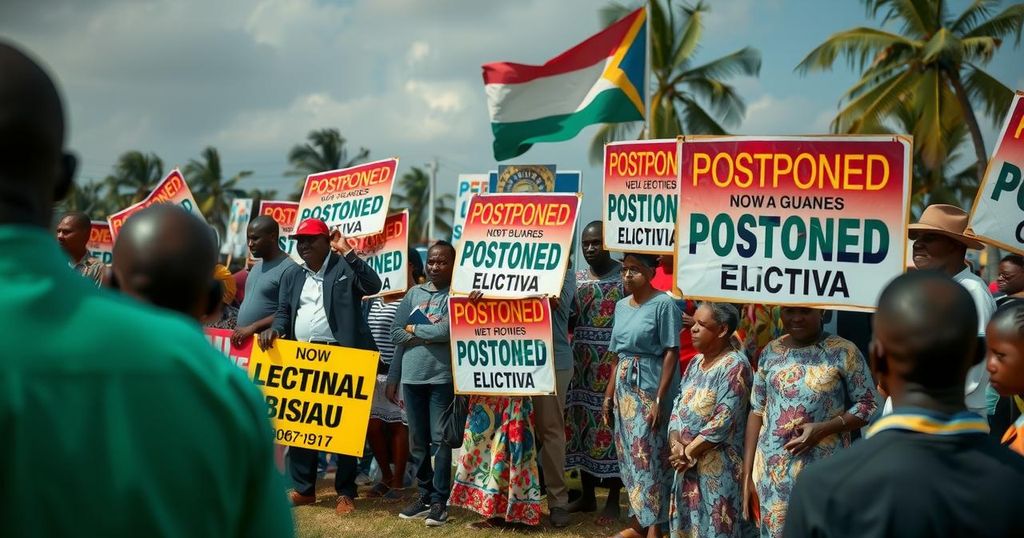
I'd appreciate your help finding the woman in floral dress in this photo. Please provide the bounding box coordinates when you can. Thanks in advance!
[741,307,878,537]
[565,221,625,522]
[668,303,751,538]
[604,253,682,538]
[450,396,542,528]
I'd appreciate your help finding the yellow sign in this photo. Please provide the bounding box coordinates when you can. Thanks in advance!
[247,338,379,456]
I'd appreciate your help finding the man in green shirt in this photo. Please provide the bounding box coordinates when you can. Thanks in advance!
[0,42,293,537]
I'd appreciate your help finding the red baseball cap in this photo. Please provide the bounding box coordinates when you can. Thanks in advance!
[291,218,330,238]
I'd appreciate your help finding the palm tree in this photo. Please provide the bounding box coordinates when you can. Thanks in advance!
[104,151,164,208]
[797,0,1023,185]
[390,166,455,243]
[286,128,370,199]
[246,188,280,210]
[58,180,111,220]
[589,1,762,163]
[184,146,252,234]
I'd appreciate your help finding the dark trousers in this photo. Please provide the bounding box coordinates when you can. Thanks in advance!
[289,447,358,498]
[403,382,455,505]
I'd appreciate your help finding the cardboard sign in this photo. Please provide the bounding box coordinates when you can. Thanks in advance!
[204,328,253,370]
[222,198,253,257]
[248,339,379,457]
[675,135,911,311]
[107,169,201,239]
[452,173,489,244]
[259,200,300,262]
[604,139,678,253]
[449,296,555,395]
[296,158,398,238]
[349,211,409,296]
[88,221,114,264]
[969,90,1024,254]
[453,193,581,298]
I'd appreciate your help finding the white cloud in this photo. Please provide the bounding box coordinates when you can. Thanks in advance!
[738,94,833,135]
[407,41,430,66]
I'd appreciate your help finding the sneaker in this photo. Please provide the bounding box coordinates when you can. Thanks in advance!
[399,498,431,520]
[424,502,448,527]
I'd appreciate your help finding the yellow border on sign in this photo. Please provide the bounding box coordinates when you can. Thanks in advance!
[451,192,583,299]
[446,296,558,397]
[670,134,914,313]
[602,138,681,256]
[967,91,1024,256]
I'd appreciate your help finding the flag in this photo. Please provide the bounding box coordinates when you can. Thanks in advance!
[482,7,647,161]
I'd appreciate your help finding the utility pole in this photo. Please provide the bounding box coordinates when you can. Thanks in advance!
[425,158,438,243]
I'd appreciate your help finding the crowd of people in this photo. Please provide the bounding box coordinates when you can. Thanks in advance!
[7,40,1024,538]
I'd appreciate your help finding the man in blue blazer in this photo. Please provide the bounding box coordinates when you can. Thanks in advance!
[259,217,381,516]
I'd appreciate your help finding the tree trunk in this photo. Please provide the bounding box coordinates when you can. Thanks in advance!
[948,68,999,281]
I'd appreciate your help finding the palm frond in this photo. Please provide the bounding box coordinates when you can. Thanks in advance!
[832,67,919,133]
[676,47,761,85]
[962,63,1014,124]
[964,3,1024,45]
[670,2,706,70]
[678,96,727,135]
[864,0,939,38]
[921,28,963,65]
[796,27,918,73]
[952,0,997,33]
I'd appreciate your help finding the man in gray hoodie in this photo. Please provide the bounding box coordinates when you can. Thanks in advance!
[387,241,456,527]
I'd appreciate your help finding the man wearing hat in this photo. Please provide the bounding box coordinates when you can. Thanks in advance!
[908,204,996,417]
[259,217,382,516]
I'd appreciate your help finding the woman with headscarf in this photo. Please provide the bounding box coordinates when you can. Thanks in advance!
[741,307,878,537]
[668,302,751,537]
[603,253,682,538]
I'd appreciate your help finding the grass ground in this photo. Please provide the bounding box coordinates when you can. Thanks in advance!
[293,474,622,538]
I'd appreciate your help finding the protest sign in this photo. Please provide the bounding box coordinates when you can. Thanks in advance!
[452,173,489,244]
[296,158,398,238]
[348,211,409,296]
[248,338,378,456]
[449,296,555,395]
[676,135,911,310]
[969,90,1024,254]
[221,198,253,258]
[88,221,114,264]
[107,169,202,239]
[604,139,678,253]
[203,328,253,370]
[488,169,581,193]
[453,193,581,298]
[259,200,300,261]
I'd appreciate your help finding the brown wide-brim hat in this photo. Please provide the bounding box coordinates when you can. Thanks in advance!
[908,204,985,250]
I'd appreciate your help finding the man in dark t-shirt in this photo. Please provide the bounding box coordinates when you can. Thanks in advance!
[784,272,1024,537]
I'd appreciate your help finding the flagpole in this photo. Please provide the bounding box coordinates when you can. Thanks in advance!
[642,0,652,140]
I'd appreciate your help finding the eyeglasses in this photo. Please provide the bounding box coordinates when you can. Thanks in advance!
[620,267,644,277]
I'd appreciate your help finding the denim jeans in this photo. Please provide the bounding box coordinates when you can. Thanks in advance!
[403,382,455,505]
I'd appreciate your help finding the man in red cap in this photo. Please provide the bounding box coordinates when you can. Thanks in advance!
[259,217,382,516]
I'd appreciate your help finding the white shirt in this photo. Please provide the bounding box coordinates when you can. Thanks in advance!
[294,253,335,344]
[954,266,997,416]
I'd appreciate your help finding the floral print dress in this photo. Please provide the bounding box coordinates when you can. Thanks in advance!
[608,293,682,528]
[751,334,878,537]
[450,396,542,525]
[668,350,752,538]
[565,266,625,477]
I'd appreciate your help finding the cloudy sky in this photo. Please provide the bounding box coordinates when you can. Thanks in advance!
[2,0,1021,225]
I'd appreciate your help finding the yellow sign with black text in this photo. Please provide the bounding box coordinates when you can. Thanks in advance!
[247,339,379,457]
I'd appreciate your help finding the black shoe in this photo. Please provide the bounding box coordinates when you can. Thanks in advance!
[550,506,570,528]
[399,498,431,519]
[424,502,449,527]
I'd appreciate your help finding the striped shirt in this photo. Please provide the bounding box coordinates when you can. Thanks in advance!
[368,299,401,365]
